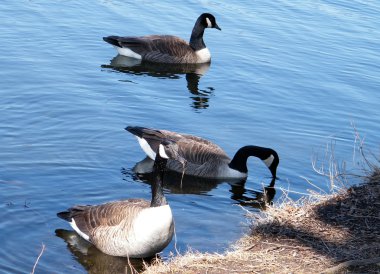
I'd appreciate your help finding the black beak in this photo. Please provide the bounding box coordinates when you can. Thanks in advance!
[214,23,221,31]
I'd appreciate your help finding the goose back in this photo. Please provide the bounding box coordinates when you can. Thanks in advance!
[57,199,150,241]
[127,126,228,159]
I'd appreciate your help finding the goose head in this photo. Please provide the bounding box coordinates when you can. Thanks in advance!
[229,146,280,179]
[199,13,221,30]
[264,149,279,179]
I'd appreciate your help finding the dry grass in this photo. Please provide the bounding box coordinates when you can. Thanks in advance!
[143,149,380,273]
[31,243,45,274]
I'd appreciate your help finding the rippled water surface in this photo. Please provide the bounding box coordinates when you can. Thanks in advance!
[1,0,379,273]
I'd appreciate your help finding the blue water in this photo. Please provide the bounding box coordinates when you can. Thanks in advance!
[1,1,379,273]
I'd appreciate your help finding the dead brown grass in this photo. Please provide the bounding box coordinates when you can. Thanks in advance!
[143,167,380,274]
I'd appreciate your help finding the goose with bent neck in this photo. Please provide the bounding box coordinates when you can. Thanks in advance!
[126,126,279,179]
[103,13,221,64]
[57,141,183,258]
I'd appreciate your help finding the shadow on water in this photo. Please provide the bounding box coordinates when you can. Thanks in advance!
[122,157,276,209]
[101,55,214,110]
[55,229,155,274]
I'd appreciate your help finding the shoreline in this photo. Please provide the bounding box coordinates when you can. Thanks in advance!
[143,167,380,273]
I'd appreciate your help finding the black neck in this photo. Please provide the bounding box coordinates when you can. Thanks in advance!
[228,146,278,177]
[189,18,206,51]
[150,154,168,207]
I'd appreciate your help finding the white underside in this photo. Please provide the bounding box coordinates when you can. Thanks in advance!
[114,45,210,63]
[195,48,211,63]
[115,46,142,59]
[136,136,156,160]
[69,218,90,242]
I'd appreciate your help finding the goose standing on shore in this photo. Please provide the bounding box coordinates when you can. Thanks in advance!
[57,140,185,258]
[103,13,221,64]
[126,126,279,179]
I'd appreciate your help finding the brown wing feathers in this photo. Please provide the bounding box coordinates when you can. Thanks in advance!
[57,199,150,238]
[104,35,196,63]
[126,126,230,165]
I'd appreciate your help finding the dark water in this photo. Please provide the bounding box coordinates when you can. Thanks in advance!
[1,1,379,273]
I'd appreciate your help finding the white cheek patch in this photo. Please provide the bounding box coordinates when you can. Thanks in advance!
[263,154,275,168]
[206,17,212,28]
[159,144,169,159]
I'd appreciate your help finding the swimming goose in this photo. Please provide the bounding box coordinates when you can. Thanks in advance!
[126,126,279,179]
[57,140,184,258]
[103,13,221,64]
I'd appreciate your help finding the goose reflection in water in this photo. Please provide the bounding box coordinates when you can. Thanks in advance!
[55,229,154,274]
[123,157,276,209]
[101,55,213,110]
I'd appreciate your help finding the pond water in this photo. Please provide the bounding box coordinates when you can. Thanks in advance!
[1,0,379,273]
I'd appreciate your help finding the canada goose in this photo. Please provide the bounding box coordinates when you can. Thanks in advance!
[126,126,279,179]
[57,140,185,258]
[103,13,221,64]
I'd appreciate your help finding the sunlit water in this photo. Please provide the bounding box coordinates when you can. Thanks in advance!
[1,0,379,273]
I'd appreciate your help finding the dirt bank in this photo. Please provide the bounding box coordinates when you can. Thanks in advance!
[143,167,380,273]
